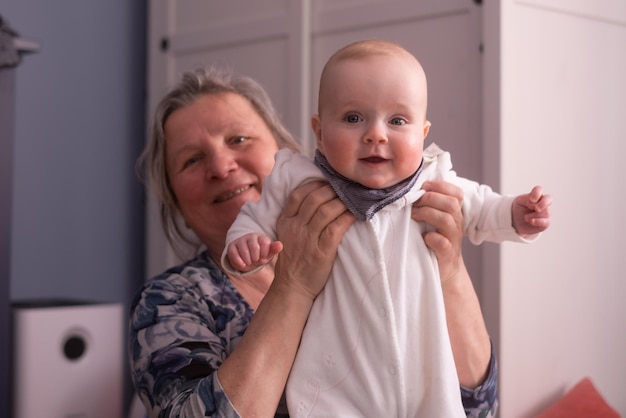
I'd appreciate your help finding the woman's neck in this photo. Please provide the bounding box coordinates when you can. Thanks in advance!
[228,266,274,310]
[205,240,274,310]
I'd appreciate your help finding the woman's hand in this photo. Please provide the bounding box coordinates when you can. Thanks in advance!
[275,181,355,299]
[412,180,492,388]
[411,180,465,286]
[219,182,353,417]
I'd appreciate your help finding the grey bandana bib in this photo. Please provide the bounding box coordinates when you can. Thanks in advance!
[314,150,423,221]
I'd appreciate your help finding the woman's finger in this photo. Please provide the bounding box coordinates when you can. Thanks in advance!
[282,181,333,222]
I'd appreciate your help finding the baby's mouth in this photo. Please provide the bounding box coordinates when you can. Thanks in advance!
[361,156,387,163]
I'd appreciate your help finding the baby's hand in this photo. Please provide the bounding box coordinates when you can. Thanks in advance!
[512,186,552,237]
[227,233,284,273]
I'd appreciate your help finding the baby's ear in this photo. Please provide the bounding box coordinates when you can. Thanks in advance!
[423,120,432,139]
[312,115,323,149]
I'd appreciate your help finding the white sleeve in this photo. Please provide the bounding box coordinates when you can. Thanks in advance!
[455,178,523,245]
[220,149,324,275]
[424,144,536,245]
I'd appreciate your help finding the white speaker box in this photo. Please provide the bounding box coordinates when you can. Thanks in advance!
[12,300,123,418]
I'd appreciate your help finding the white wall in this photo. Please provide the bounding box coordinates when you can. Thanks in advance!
[484,1,626,416]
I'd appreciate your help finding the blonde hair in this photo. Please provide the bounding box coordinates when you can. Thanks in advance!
[325,39,412,63]
[137,66,300,259]
[318,40,427,113]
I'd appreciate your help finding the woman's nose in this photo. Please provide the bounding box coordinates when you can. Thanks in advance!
[206,150,237,179]
[363,121,388,144]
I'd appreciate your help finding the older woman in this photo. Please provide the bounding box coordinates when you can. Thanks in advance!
[129,67,497,417]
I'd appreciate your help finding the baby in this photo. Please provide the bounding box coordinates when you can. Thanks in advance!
[221,40,551,417]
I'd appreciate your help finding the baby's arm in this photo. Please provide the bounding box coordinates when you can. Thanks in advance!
[227,233,284,273]
[512,185,553,238]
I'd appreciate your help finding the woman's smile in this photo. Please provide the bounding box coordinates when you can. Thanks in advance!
[214,184,254,203]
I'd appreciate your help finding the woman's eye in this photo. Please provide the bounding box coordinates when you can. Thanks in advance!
[390,117,406,126]
[183,155,201,168]
[344,114,361,123]
[231,136,248,145]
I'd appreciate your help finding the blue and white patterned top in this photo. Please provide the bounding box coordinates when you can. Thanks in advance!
[128,251,498,417]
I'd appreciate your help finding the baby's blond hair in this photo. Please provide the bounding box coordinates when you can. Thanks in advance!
[318,40,427,114]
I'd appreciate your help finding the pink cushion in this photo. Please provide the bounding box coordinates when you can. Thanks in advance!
[535,377,620,418]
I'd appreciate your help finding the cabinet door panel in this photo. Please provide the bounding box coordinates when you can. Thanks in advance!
[310,0,484,286]
[146,1,306,276]
[146,0,483,285]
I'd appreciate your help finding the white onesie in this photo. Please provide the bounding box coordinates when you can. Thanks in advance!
[222,144,529,417]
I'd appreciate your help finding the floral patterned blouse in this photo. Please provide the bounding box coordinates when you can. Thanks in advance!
[128,251,498,417]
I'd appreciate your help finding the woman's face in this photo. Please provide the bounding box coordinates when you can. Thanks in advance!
[164,92,279,254]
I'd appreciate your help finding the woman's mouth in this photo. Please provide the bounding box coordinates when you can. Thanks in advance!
[215,185,252,202]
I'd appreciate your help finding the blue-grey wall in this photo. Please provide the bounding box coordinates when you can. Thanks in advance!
[1,0,147,413]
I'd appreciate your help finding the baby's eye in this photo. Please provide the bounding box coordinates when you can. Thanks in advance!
[389,117,406,126]
[344,114,362,123]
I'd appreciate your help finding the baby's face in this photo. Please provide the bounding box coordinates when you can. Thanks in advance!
[313,54,430,189]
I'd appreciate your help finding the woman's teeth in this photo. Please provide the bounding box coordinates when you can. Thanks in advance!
[216,185,250,202]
